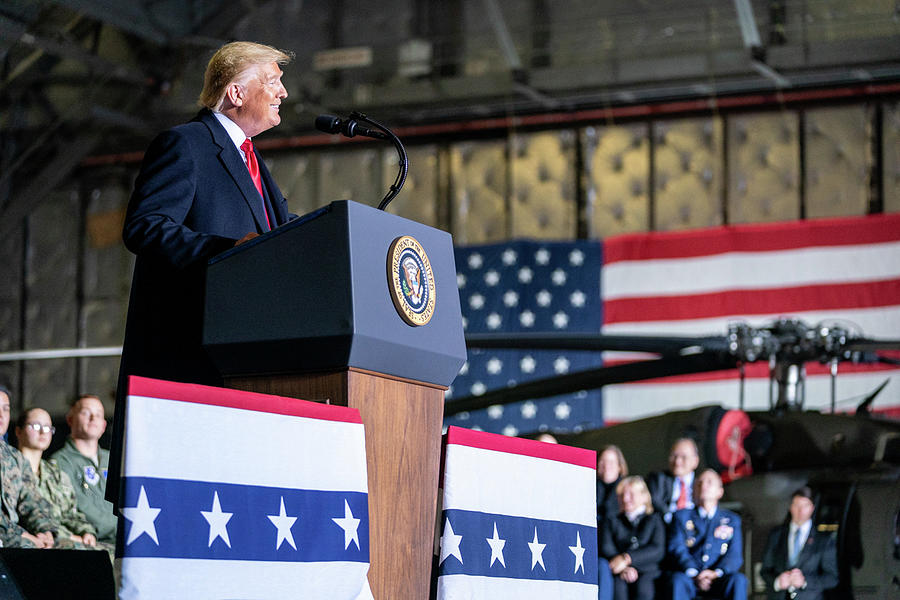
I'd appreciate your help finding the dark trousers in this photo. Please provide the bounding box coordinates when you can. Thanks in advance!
[614,573,657,600]
[670,571,748,600]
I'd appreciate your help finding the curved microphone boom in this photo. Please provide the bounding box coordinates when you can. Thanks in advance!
[314,112,408,211]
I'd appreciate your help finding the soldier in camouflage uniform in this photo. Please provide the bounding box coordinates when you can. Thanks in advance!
[17,407,112,557]
[0,385,58,548]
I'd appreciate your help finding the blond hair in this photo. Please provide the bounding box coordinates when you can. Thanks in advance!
[616,475,654,514]
[199,42,293,111]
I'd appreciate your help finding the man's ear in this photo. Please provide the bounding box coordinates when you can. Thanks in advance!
[224,83,244,107]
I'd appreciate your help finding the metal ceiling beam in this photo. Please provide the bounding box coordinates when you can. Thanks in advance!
[49,0,169,44]
[0,17,149,89]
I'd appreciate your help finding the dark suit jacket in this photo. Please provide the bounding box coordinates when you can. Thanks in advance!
[109,109,291,505]
[667,507,743,575]
[646,470,678,516]
[600,511,666,579]
[760,522,839,600]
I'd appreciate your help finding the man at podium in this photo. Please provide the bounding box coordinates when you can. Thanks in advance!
[109,41,295,505]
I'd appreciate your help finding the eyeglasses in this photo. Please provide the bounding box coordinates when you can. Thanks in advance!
[25,423,55,434]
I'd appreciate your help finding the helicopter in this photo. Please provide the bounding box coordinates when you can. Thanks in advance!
[445,318,900,599]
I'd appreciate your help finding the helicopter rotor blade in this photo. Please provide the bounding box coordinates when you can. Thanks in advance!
[465,332,730,357]
[844,338,900,352]
[444,352,738,417]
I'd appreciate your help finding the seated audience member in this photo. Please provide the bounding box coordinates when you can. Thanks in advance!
[51,394,117,546]
[647,437,700,522]
[597,445,629,600]
[761,486,838,600]
[600,475,665,600]
[667,469,747,600]
[16,407,106,551]
[0,385,57,548]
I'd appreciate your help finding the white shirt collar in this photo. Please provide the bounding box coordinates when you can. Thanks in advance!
[625,505,647,523]
[212,111,248,150]
[698,506,717,520]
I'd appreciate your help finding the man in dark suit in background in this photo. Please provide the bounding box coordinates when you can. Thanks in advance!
[761,486,839,600]
[646,437,700,523]
[667,469,747,600]
[108,41,294,506]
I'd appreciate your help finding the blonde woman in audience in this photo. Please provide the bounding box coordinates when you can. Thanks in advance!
[600,475,666,600]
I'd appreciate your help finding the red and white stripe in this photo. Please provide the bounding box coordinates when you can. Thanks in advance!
[601,214,900,423]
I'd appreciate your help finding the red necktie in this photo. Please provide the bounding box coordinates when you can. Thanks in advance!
[240,138,271,230]
[676,477,687,510]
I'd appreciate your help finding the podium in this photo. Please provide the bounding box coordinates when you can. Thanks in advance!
[203,200,466,599]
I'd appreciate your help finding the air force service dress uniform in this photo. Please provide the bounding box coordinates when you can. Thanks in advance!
[667,507,747,600]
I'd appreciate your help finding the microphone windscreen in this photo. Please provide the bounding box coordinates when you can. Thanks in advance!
[314,114,341,134]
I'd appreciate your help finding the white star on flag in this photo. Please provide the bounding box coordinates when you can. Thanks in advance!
[519,310,536,327]
[536,289,552,307]
[569,530,586,574]
[553,311,569,329]
[487,404,504,419]
[554,356,570,373]
[484,270,500,286]
[486,357,503,374]
[518,267,533,283]
[551,268,567,285]
[503,290,519,307]
[528,527,547,571]
[122,485,161,546]
[439,518,463,565]
[569,248,584,265]
[468,253,483,269]
[520,355,536,373]
[201,490,233,548]
[332,499,361,550]
[485,522,506,567]
[535,248,550,265]
[520,401,537,419]
[471,381,486,396]
[457,273,466,288]
[267,496,298,550]
[501,248,517,265]
[486,312,502,329]
[555,401,572,420]
[469,293,485,310]
[570,290,586,307]
[502,423,519,436]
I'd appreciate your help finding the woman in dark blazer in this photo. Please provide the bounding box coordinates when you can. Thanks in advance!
[600,475,666,600]
[597,445,629,600]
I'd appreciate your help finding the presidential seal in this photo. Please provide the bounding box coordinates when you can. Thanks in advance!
[387,235,436,326]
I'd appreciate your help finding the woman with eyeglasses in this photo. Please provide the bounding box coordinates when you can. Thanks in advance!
[15,408,100,548]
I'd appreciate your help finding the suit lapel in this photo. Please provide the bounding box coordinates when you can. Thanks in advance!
[198,110,270,232]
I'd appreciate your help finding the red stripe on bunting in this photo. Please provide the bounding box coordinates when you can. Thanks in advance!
[126,376,362,424]
[445,426,596,469]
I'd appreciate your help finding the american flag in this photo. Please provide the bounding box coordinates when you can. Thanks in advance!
[446,213,900,432]
[445,241,605,435]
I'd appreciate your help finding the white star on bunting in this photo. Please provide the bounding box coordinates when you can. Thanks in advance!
[122,485,161,546]
[332,499,361,550]
[569,530,586,574]
[528,527,547,571]
[439,519,463,565]
[201,491,233,548]
[267,496,298,550]
[485,522,506,567]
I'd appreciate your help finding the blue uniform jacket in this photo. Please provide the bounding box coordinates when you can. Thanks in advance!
[667,507,743,575]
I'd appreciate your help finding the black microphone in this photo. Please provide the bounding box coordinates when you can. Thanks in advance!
[315,114,388,140]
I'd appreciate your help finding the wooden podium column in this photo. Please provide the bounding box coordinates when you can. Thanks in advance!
[227,368,444,600]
